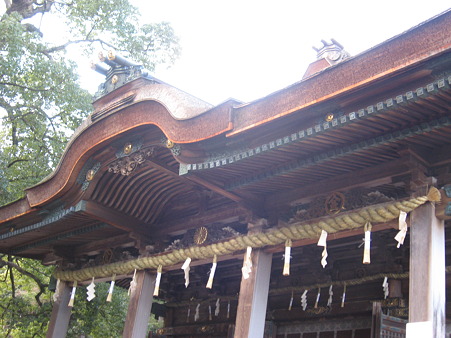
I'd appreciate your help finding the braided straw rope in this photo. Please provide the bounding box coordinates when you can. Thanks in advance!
[54,188,440,282]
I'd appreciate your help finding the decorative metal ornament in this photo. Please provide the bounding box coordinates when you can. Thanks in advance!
[111,75,119,84]
[166,139,174,149]
[325,113,334,122]
[194,226,208,245]
[325,191,346,215]
[85,169,96,182]
[123,142,133,155]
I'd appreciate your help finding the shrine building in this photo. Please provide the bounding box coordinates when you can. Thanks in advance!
[1,9,451,338]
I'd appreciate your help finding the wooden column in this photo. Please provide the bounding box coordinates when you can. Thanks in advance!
[123,270,155,338]
[46,281,72,338]
[234,248,273,338]
[407,202,445,337]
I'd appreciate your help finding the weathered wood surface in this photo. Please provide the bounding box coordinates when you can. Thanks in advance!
[409,202,445,337]
[235,249,273,338]
[123,270,155,338]
[46,281,72,338]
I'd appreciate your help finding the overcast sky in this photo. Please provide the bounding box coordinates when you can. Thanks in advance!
[123,1,449,105]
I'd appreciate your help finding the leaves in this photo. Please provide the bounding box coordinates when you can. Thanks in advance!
[0,0,179,335]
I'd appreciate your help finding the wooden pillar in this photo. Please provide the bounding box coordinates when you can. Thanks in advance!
[123,270,155,338]
[46,280,72,338]
[407,202,445,337]
[234,248,273,338]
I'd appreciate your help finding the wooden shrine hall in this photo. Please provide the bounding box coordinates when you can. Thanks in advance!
[1,10,451,338]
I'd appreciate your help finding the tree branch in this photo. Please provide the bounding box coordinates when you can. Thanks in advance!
[7,158,31,168]
[6,0,54,20]
[0,257,49,307]
[0,81,50,92]
[8,255,15,298]
[43,38,118,54]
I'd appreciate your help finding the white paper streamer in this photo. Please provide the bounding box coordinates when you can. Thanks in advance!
[53,279,61,302]
[153,265,162,296]
[106,275,116,302]
[395,211,408,248]
[241,247,253,279]
[194,303,200,322]
[314,288,321,308]
[181,258,191,288]
[327,285,333,307]
[301,290,308,311]
[215,298,220,316]
[208,304,212,320]
[186,306,191,323]
[68,281,77,307]
[317,230,328,268]
[128,269,137,296]
[382,277,389,299]
[341,284,346,308]
[288,291,294,310]
[206,255,217,289]
[283,240,292,276]
[363,230,371,264]
[87,277,96,301]
[227,300,230,318]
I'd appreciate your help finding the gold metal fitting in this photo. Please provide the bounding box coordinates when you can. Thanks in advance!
[166,139,174,149]
[123,142,133,155]
[325,113,334,122]
[111,75,119,84]
[107,50,115,61]
[86,169,96,182]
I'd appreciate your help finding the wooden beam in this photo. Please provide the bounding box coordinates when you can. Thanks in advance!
[235,249,272,338]
[149,159,262,212]
[123,270,155,338]
[408,201,445,336]
[46,281,72,338]
[79,200,149,239]
[70,233,135,256]
[265,158,410,208]
[371,302,382,338]
[151,204,250,237]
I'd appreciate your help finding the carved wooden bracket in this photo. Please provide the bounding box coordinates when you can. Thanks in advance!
[108,148,154,176]
[436,184,451,220]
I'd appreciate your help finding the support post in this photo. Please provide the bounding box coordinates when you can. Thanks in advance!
[46,281,72,338]
[123,270,155,338]
[234,248,273,338]
[407,202,445,337]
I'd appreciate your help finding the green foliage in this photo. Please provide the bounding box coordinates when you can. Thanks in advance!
[0,0,179,335]
[0,256,53,337]
[67,283,129,338]
[0,0,180,205]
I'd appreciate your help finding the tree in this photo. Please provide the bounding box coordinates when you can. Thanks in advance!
[0,1,180,336]
[0,0,180,204]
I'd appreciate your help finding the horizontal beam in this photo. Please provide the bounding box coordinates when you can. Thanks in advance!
[71,233,135,256]
[79,200,149,238]
[265,158,410,208]
[150,204,250,237]
[149,158,263,215]
[226,117,451,191]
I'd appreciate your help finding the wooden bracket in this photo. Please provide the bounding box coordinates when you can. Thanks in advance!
[436,184,451,220]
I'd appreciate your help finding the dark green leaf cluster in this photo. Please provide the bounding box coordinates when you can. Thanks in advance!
[67,283,129,338]
[1,0,179,335]
[0,256,53,337]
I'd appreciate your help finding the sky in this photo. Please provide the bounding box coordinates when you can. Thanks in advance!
[118,1,450,106]
[1,1,449,106]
